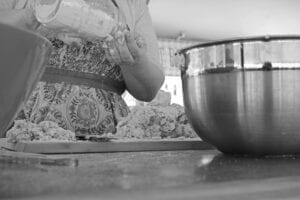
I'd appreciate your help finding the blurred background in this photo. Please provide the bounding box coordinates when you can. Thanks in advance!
[124,0,300,106]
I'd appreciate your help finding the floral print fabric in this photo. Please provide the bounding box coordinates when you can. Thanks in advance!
[19,37,130,135]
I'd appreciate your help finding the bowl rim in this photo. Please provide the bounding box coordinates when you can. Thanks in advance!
[178,35,300,54]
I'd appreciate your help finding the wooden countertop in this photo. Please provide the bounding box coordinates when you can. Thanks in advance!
[1,149,300,199]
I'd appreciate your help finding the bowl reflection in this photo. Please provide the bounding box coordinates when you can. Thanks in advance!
[180,35,300,155]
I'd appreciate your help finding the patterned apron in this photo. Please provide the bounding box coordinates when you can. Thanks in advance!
[18,37,130,135]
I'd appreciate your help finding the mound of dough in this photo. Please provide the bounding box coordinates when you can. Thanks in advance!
[115,104,198,139]
[6,120,76,143]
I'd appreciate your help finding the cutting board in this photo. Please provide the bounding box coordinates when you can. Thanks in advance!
[0,138,214,154]
[0,148,79,166]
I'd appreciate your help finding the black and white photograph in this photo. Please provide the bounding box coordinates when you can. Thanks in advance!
[1,0,300,199]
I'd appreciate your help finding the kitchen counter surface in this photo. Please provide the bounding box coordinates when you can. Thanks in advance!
[2,149,300,200]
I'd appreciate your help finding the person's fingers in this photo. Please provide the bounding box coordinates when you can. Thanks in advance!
[124,31,140,59]
[117,40,134,64]
[26,9,41,30]
[15,9,40,30]
[0,9,37,30]
[103,37,116,63]
[104,33,134,65]
[105,39,122,64]
[102,42,113,63]
[112,29,134,64]
[104,48,114,63]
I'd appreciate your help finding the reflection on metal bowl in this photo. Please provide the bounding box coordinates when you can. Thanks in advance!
[180,35,300,155]
[0,23,52,137]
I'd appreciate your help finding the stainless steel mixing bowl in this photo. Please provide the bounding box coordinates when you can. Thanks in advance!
[0,23,51,137]
[179,35,300,155]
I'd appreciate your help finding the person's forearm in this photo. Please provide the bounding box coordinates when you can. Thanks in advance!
[104,28,164,101]
[120,54,165,102]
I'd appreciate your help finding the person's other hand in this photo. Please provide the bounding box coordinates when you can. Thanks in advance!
[104,30,146,66]
[0,9,40,30]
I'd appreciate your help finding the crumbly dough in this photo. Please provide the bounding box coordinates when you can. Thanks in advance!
[6,120,76,143]
[115,104,198,139]
[6,104,198,142]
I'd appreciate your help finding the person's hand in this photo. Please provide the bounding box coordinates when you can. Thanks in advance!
[0,9,40,30]
[104,29,146,66]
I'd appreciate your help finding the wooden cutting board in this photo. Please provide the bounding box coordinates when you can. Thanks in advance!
[0,148,79,166]
[0,138,214,154]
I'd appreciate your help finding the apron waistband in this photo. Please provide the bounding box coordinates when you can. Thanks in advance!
[40,67,126,95]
